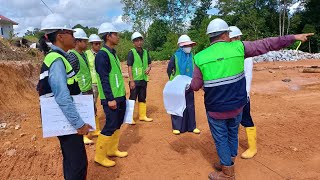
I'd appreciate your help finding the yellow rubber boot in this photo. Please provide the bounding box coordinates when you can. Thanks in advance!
[130,119,136,125]
[90,117,101,137]
[94,134,116,167]
[83,135,94,145]
[172,130,180,135]
[107,130,128,158]
[241,127,257,159]
[193,128,201,134]
[139,102,153,122]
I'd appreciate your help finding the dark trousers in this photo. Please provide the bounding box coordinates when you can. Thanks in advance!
[129,85,147,102]
[171,91,196,132]
[57,134,87,180]
[101,100,126,136]
[240,99,254,127]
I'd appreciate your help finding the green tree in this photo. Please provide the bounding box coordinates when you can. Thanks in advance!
[121,0,198,33]
[23,28,44,42]
[301,0,320,52]
[190,0,211,30]
[237,9,266,40]
[146,20,170,51]
[149,33,179,60]
[302,24,316,52]
[72,24,98,36]
[116,37,133,61]
[121,0,152,33]
[189,17,213,53]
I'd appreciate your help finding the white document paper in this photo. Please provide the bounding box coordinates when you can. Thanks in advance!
[124,100,135,124]
[40,95,96,138]
[244,57,253,97]
[163,75,192,117]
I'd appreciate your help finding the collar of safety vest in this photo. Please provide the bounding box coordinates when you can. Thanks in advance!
[51,44,68,57]
[103,45,116,54]
[210,40,227,45]
[134,47,143,53]
[91,49,98,55]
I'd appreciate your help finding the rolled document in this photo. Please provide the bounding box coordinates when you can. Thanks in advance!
[163,75,192,117]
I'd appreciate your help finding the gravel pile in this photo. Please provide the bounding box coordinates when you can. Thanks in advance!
[253,50,320,63]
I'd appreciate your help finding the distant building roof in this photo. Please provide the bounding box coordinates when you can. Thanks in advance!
[0,15,18,25]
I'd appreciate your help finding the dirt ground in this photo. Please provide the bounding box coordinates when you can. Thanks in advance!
[0,59,320,180]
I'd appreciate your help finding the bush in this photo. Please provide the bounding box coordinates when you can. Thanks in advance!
[149,33,178,61]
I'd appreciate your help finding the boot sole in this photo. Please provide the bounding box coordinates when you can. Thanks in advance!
[94,160,116,167]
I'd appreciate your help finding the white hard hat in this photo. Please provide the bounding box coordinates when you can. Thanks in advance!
[229,26,243,38]
[40,13,74,34]
[73,28,88,39]
[98,22,118,35]
[88,34,102,42]
[131,32,143,41]
[177,34,196,47]
[206,18,230,35]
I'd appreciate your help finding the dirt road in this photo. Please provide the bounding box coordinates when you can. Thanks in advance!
[0,60,320,180]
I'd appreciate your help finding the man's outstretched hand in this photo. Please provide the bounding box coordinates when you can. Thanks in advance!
[294,33,314,42]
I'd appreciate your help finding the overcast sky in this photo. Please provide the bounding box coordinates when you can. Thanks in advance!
[0,0,131,36]
[0,0,220,36]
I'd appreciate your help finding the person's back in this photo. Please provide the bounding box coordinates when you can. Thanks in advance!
[194,40,247,112]
[191,18,313,180]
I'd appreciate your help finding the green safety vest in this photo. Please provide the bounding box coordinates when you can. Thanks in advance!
[96,47,126,99]
[169,54,194,80]
[38,51,79,96]
[68,50,92,92]
[44,52,74,76]
[85,49,98,84]
[194,41,245,87]
[131,48,149,81]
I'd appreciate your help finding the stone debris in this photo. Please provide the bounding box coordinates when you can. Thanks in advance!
[282,79,292,82]
[31,134,37,141]
[253,50,320,63]
[6,149,17,157]
[289,146,298,152]
[15,124,21,130]
[0,123,7,129]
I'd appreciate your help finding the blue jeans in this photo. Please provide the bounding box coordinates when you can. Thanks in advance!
[207,112,243,166]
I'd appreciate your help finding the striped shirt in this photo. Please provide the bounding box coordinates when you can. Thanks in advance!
[67,51,88,73]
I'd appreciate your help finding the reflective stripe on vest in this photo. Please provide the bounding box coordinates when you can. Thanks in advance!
[69,50,92,92]
[194,40,245,85]
[97,47,125,99]
[43,52,76,80]
[37,51,79,96]
[131,48,148,81]
[204,72,245,87]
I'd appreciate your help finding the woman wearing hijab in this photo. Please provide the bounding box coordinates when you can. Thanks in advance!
[167,34,200,135]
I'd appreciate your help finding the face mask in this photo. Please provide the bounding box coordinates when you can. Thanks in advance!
[182,47,192,54]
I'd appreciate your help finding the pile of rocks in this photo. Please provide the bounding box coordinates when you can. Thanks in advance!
[253,50,320,63]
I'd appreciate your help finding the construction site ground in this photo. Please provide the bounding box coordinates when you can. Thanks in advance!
[0,59,320,180]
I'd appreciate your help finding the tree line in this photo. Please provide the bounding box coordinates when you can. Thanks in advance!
[24,0,319,61]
